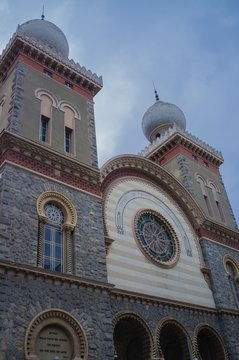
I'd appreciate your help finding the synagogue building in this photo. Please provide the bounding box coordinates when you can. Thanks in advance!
[0,17,239,360]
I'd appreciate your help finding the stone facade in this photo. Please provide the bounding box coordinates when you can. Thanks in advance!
[0,164,107,283]
[0,271,114,360]
[0,16,239,360]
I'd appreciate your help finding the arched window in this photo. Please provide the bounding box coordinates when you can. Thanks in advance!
[35,89,58,144]
[37,191,77,274]
[43,203,65,272]
[59,101,80,155]
[195,174,214,218]
[207,180,225,223]
[224,255,239,307]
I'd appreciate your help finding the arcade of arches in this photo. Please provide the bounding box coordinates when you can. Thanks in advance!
[112,314,228,360]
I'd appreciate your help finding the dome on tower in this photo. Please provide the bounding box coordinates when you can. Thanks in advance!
[18,19,69,58]
[142,99,186,142]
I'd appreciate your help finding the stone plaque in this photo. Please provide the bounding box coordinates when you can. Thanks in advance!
[36,325,72,360]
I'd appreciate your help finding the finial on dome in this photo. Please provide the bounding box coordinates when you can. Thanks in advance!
[41,5,45,20]
[152,81,159,101]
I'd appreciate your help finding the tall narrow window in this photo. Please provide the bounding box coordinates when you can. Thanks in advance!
[208,181,225,223]
[196,175,214,218]
[43,203,64,272]
[39,94,53,143]
[40,115,49,142]
[63,106,75,154]
[225,260,239,307]
[37,191,77,274]
[65,127,72,153]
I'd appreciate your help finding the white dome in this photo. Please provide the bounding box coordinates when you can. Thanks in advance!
[142,100,186,141]
[19,19,69,58]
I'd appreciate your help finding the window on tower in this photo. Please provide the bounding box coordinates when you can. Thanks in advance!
[65,81,73,89]
[43,69,52,78]
[40,115,49,142]
[65,127,72,153]
[35,91,57,145]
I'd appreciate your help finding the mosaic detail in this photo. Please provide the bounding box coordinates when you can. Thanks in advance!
[134,210,180,268]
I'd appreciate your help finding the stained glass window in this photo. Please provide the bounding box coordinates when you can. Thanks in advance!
[136,213,175,264]
[43,203,64,272]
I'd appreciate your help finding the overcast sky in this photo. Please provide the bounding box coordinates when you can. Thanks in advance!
[1,0,239,225]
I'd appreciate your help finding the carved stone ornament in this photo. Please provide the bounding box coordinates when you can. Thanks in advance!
[24,308,88,360]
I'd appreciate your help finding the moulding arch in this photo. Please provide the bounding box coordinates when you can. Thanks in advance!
[0,94,6,105]
[103,176,199,260]
[195,173,207,185]
[36,191,77,227]
[112,310,155,357]
[59,100,81,120]
[223,254,239,277]
[155,317,193,359]
[24,308,88,360]
[101,155,206,230]
[35,88,58,108]
[193,323,228,360]
[207,178,220,192]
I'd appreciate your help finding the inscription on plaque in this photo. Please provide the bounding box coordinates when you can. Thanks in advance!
[36,325,72,360]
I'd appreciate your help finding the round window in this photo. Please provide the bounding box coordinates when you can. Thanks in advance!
[134,210,179,267]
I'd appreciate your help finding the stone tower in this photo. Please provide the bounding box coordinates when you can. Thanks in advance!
[0,18,115,359]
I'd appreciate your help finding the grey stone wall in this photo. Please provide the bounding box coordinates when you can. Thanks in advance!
[219,314,239,360]
[7,63,26,133]
[87,101,98,168]
[0,164,107,283]
[200,238,239,310]
[0,272,114,360]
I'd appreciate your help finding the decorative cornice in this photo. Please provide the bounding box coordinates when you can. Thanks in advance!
[101,155,205,229]
[139,125,223,167]
[0,131,101,196]
[1,260,239,319]
[199,220,239,250]
[0,34,102,95]
[110,288,239,318]
[0,260,113,293]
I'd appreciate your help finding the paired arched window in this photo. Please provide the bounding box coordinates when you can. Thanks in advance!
[195,174,213,218]
[195,174,225,222]
[35,89,80,155]
[207,180,225,222]
[223,255,239,307]
[37,191,77,274]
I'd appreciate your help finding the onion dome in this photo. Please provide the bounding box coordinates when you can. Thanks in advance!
[19,19,69,58]
[142,98,186,142]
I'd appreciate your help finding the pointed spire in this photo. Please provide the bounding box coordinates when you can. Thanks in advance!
[41,5,45,20]
[152,81,159,101]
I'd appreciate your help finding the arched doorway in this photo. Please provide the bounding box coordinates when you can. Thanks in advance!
[194,324,228,360]
[156,318,192,360]
[113,312,153,360]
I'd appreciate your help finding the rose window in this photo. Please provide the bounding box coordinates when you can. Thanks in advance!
[44,203,64,225]
[135,211,179,267]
